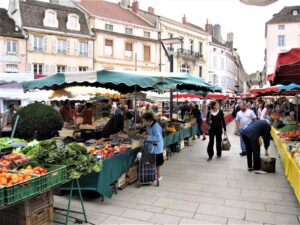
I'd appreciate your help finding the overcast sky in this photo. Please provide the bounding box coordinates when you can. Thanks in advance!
[0,0,298,74]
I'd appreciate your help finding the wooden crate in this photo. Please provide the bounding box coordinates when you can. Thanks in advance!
[0,205,53,225]
[117,173,127,189]
[180,140,185,150]
[163,148,167,160]
[126,166,137,184]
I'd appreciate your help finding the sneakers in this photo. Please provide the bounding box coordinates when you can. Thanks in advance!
[248,167,253,172]
[158,176,163,181]
[255,170,267,174]
[207,157,212,162]
[240,152,247,156]
[202,137,206,140]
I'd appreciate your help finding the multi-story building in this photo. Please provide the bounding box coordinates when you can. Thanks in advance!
[8,0,94,76]
[265,6,300,77]
[76,0,160,71]
[137,5,209,79]
[0,8,26,74]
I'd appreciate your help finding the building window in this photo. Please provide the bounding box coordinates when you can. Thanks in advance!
[213,56,217,68]
[44,10,58,27]
[180,64,190,74]
[144,45,151,61]
[33,63,43,75]
[104,39,113,57]
[199,66,202,77]
[67,14,80,30]
[144,31,150,38]
[199,42,203,56]
[179,36,184,49]
[168,33,174,51]
[221,58,225,69]
[33,36,43,51]
[292,9,299,16]
[189,39,194,52]
[125,42,133,59]
[105,24,113,31]
[57,39,67,54]
[125,28,133,35]
[79,66,88,72]
[6,40,17,53]
[57,65,66,73]
[278,35,285,46]
[5,64,18,73]
[79,41,88,56]
[278,25,285,30]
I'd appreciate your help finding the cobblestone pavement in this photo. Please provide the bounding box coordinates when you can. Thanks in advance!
[53,122,300,225]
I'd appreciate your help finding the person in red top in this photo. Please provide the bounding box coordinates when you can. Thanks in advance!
[82,103,93,125]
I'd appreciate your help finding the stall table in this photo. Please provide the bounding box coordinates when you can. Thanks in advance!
[271,127,300,203]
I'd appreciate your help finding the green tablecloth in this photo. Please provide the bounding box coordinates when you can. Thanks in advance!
[61,148,139,198]
[163,125,198,146]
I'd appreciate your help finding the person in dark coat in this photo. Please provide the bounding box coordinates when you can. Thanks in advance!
[181,100,190,120]
[206,101,226,161]
[191,104,206,140]
[240,120,271,172]
[101,112,133,138]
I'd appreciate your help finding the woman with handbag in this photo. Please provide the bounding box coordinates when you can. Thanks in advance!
[206,101,227,161]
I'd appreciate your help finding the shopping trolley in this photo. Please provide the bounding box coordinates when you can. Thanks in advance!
[137,141,159,188]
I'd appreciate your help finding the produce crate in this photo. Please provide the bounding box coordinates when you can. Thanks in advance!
[18,163,68,192]
[117,173,127,189]
[5,172,41,205]
[41,165,68,191]
[1,191,53,217]
[0,187,4,208]
[0,205,53,225]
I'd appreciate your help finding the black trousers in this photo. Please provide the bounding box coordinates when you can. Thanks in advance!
[242,135,261,170]
[197,121,203,137]
[207,130,222,158]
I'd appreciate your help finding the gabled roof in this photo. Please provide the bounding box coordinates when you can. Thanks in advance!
[267,6,300,24]
[19,0,91,36]
[79,0,153,28]
[211,37,229,48]
[0,8,24,38]
[137,9,208,36]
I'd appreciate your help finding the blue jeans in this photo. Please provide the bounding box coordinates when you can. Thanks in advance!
[240,128,246,153]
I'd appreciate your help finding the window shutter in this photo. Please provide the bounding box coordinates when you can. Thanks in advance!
[72,66,77,72]
[50,65,56,74]
[44,64,50,75]
[43,36,48,53]
[74,40,79,56]
[67,40,71,55]
[67,66,72,72]
[26,63,32,73]
[52,38,57,54]
[4,41,7,55]
[88,67,92,71]
[28,34,33,51]
[88,41,93,57]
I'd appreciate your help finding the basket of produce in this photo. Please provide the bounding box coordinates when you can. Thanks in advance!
[18,163,68,191]
[0,168,40,205]
[0,153,29,168]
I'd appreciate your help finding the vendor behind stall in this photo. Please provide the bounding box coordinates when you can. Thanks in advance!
[59,100,72,123]
[101,112,133,138]
[1,104,15,136]
[82,103,93,125]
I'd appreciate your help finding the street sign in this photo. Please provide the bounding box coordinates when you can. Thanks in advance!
[161,38,182,45]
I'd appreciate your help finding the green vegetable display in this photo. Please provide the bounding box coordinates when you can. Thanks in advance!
[20,139,102,179]
[278,124,300,133]
[0,137,27,151]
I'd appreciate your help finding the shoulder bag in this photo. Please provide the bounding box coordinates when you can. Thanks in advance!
[206,111,212,131]
[221,133,231,151]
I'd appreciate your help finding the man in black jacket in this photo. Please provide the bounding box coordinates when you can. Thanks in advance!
[240,120,271,172]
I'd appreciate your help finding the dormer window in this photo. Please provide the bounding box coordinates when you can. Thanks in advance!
[43,9,58,28]
[292,9,299,16]
[67,14,80,31]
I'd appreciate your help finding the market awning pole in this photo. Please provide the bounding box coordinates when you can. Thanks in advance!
[11,115,19,139]
[177,91,179,119]
[297,95,299,122]
[134,53,138,127]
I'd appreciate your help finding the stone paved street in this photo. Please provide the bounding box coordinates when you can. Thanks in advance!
[53,122,300,225]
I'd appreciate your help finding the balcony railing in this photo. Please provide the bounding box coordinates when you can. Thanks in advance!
[177,48,203,59]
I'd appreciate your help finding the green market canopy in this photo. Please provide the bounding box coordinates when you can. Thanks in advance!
[23,70,219,94]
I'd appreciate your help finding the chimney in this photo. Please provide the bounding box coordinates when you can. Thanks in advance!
[132,0,139,13]
[182,14,187,24]
[205,18,209,32]
[148,6,155,15]
[120,0,130,8]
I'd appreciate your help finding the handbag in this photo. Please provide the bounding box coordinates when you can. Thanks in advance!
[206,112,212,131]
[260,156,276,173]
[221,133,231,151]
